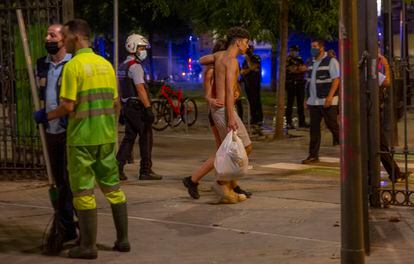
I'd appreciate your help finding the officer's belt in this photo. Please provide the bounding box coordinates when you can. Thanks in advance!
[121,97,139,103]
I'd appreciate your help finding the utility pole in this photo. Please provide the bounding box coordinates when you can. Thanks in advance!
[357,0,370,253]
[339,0,365,263]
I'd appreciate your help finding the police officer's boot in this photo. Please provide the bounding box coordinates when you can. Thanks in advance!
[111,202,131,252]
[68,209,98,259]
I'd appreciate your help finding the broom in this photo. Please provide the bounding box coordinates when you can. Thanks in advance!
[16,9,64,255]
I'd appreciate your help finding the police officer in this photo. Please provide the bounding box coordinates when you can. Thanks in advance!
[302,40,340,164]
[241,45,263,132]
[36,23,77,246]
[116,34,162,181]
[285,45,307,129]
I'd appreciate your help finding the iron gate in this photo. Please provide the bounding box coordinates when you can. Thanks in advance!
[377,1,414,207]
[0,0,63,179]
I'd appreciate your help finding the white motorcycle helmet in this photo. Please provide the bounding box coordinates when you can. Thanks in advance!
[125,33,150,53]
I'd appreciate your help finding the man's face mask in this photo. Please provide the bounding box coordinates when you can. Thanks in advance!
[311,48,320,58]
[45,41,61,55]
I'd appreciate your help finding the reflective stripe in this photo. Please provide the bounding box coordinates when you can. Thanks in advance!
[318,66,330,70]
[75,108,115,119]
[73,195,97,210]
[73,188,94,197]
[78,92,114,104]
[121,97,138,103]
[100,184,120,194]
[104,190,127,205]
[316,79,333,84]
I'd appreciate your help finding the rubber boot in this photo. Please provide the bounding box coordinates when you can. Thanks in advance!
[111,202,131,252]
[68,209,98,259]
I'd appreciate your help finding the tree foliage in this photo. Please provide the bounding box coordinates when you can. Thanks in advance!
[74,0,191,40]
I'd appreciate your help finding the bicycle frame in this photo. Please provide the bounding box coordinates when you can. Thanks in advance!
[160,85,183,114]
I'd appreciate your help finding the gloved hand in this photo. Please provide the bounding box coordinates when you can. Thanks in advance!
[33,108,49,125]
[142,107,155,124]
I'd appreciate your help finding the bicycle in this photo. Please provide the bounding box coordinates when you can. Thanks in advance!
[150,83,198,131]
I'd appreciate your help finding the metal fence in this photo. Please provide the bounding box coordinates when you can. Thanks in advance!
[377,1,414,207]
[0,0,63,179]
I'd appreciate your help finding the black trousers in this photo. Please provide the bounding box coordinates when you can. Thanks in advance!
[379,114,401,178]
[286,80,306,126]
[244,81,263,125]
[308,105,340,157]
[117,100,153,175]
[46,132,76,236]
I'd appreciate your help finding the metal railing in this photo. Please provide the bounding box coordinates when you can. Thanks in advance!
[0,0,64,179]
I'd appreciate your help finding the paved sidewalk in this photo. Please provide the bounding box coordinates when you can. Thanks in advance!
[1,125,414,263]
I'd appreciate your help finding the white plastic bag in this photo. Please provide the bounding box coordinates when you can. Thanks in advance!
[214,130,248,180]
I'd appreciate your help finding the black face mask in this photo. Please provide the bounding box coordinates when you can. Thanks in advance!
[45,41,61,55]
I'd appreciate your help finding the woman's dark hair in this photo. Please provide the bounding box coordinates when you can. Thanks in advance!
[212,39,227,53]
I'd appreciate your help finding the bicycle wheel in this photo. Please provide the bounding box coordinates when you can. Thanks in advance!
[164,95,182,127]
[181,98,198,126]
[151,100,169,131]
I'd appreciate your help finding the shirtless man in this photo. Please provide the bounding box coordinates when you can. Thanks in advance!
[182,39,252,202]
[200,27,253,203]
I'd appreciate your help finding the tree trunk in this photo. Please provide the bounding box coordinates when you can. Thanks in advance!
[271,45,278,92]
[274,0,289,139]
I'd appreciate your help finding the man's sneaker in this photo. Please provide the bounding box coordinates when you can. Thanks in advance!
[182,176,200,199]
[302,155,319,164]
[233,186,252,198]
[139,172,162,180]
[220,193,247,204]
[212,182,246,204]
[391,171,412,183]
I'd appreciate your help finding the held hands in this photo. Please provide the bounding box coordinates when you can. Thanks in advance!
[209,98,224,108]
[33,108,48,125]
[143,107,155,124]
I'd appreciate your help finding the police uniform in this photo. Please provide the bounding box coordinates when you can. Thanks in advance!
[241,54,263,126]
[286,54,306,127]
[60,47,129,258]
[36,53,77,241]
[305,53,340,160]
[116,55,154,178]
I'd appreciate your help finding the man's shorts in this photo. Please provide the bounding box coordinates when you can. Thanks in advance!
[210,107,251,147]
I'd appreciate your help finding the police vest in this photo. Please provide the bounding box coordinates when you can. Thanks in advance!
[117,60,140,101]
[36,56,67,101]
[36,55,68,128]
[306,56,338,98]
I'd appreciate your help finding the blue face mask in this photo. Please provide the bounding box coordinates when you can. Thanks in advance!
[311,48,320,58]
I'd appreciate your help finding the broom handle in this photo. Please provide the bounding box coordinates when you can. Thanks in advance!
[16,9,54,186]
